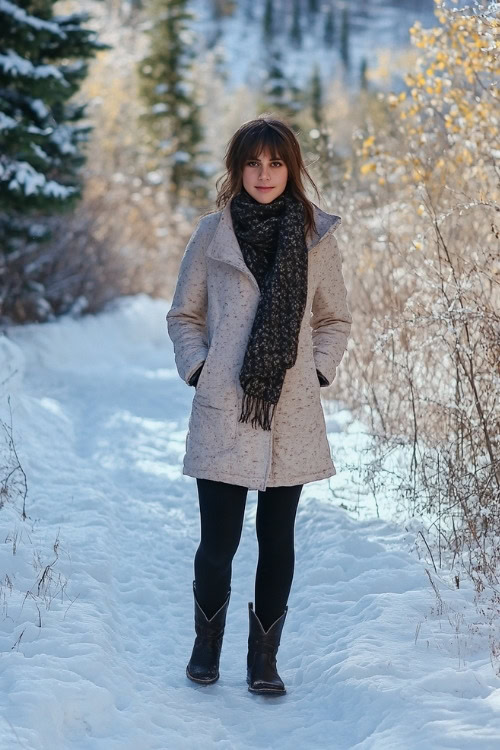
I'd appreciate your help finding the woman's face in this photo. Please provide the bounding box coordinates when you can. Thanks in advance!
[241,148,288,204]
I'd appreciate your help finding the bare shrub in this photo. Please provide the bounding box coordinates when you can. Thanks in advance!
[0,398,70,639]
[314,0,499,657]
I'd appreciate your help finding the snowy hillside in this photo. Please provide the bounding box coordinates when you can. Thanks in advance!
[189,0,437,92]
[0,294,499,749]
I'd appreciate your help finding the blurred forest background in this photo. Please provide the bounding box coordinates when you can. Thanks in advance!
[0,0,499,629]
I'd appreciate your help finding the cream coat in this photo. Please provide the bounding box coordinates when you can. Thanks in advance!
[166,200,352,491]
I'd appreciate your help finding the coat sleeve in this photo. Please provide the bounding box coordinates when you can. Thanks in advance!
[310,233,352,386]
[166,218,209,385]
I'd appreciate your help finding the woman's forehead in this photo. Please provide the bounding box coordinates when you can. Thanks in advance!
[248,147,282,160]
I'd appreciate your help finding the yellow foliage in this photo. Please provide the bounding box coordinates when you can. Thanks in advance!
[358,0,498,213]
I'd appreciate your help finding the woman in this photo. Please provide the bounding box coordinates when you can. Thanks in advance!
[166,115,352,696]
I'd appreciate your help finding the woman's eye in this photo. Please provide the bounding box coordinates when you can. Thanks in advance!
[247,161,283,167]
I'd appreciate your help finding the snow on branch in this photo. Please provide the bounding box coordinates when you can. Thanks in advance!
[0,159,76,199]
[0,50,68,84]
[0,0,65,37]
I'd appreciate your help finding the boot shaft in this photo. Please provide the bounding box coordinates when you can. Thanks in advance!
[247,602,288,668]
[247,602,288,650]
[193,581,231,637]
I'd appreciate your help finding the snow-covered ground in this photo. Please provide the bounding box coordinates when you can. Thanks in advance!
[1,294,499,750]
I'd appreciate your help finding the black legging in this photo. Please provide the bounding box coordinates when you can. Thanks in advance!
[194,478,303,631]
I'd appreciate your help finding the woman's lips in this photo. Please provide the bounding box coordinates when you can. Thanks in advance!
[256,186,274,190]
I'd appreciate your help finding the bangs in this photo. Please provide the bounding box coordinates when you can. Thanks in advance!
[240,129,284,163]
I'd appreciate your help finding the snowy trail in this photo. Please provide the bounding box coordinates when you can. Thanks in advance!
[1,295,499,750]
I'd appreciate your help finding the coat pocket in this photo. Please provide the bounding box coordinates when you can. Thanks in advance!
[186,392,238,456]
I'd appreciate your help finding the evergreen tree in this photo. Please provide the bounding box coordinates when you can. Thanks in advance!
[138,0,208,206]
[260,50,302,128]
[290,0,302,47]
[310,64,322,129]
[263,0,274,40]
[305,64,340,192]
[0,0,105,318]
[324,8,335,46]
[340,7,350,68]
[360,57,368,90]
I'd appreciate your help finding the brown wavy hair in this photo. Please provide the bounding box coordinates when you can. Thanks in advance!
[213,114,321,240]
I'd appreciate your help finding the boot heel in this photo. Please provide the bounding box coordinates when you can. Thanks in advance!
[186,581,231,684]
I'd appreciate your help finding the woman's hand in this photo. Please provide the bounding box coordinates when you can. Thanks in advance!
[317,369,329,387]
[188,362,205,387]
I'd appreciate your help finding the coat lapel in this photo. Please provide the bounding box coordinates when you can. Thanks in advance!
[205,201,257,289]
[205,200,341,293]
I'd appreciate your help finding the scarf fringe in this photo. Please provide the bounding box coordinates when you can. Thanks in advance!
[238,392,277,431]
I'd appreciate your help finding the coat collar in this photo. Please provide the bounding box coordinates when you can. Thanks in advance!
[205,200,341,293]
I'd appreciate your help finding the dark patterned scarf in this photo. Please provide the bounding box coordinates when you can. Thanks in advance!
[230,185,308,431]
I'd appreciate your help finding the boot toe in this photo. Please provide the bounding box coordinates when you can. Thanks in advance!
[186,662,219,683]
[248,679,286,695]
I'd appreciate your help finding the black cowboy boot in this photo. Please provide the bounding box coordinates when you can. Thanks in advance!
[247,602,288,695]
[186,580,231,684]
